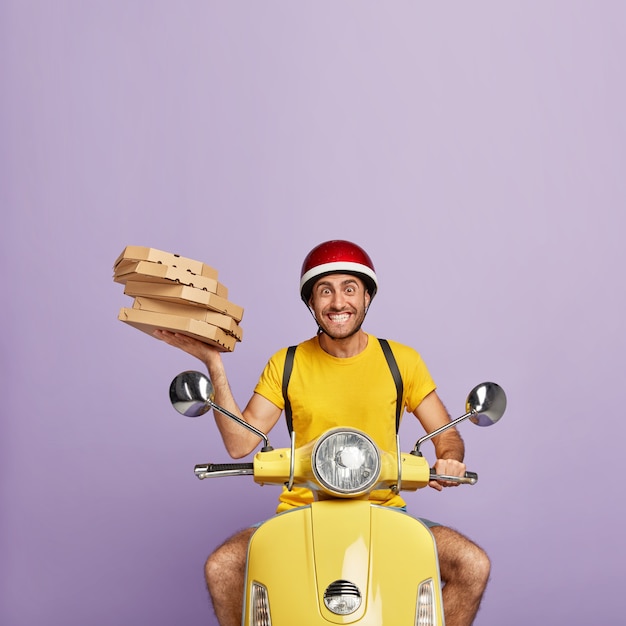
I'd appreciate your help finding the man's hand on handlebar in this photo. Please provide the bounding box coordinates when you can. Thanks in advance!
[430,458,467,491]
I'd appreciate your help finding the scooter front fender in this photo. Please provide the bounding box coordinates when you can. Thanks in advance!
[243,500,444,625]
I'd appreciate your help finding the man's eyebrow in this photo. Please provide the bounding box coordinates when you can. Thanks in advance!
[315,278,359,289]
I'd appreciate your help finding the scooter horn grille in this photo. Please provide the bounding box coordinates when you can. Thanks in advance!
[325,580,361,598]
[323,579,362,614]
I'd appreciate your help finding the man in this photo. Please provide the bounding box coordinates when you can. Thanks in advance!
[154,240,491,626]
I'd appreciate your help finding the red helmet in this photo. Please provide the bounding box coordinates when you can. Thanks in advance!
[300,240,378,303]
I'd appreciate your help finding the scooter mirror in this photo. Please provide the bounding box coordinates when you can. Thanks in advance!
[467,382,507,426]
[168,370,273,450]
[169,370,215,417]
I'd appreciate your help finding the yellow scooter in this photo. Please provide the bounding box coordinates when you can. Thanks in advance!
[169,372,506,626]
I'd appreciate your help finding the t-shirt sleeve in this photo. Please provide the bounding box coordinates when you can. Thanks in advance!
[401,347,437,413]
[253,348,288,409]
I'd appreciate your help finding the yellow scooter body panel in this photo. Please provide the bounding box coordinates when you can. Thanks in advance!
[243,500,444,625]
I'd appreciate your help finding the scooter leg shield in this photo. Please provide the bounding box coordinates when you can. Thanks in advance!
[243,501,444,625]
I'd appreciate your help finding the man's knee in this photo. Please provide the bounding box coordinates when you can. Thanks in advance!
[479,544,490,569]
[204,528,253,588]
[456,533,490,579]
[432,526,490,585]
[204,550,223,588]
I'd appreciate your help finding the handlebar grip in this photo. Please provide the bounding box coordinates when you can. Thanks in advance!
[205,463,254,472]
[194,462,254,479]
[429,469,479,485]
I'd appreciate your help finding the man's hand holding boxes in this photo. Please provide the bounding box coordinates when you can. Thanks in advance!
[114,246,244,352]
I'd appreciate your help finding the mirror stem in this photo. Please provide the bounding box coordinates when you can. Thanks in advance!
[208,401,272,451]
[412,410,475,456]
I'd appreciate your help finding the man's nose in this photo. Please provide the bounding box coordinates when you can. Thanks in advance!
[330,291,346,307]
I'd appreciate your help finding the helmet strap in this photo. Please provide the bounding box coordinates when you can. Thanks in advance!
[306,305,323,333]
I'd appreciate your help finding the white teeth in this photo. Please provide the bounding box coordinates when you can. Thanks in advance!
[329,313,350,322]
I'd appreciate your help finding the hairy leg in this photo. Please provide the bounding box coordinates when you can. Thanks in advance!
[205,527,255,626]
[431,526,491,626]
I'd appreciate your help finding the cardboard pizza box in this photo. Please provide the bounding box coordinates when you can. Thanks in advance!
[123,280,244,322]
[113,246,219,280]
[118,307,237,352]
[132,296,243,341]
[114,260,228,298]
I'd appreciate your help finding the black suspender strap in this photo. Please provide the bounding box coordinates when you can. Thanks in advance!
[282,345,297,434]
[281,340,404,435]
[378,338,404,434]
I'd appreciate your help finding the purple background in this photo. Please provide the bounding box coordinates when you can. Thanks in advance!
[2,3,624,625]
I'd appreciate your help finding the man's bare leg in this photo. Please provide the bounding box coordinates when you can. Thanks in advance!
[431,526,491,626]
[205,528,255,626]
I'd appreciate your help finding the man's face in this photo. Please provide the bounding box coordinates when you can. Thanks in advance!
[308,273,371,340]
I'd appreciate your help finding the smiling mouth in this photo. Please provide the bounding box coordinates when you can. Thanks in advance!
[328,312,351,323]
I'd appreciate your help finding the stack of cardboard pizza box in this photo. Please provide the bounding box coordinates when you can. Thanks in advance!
[114,246,243,352]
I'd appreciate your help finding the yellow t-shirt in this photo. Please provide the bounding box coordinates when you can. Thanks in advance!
[253,334,436,512]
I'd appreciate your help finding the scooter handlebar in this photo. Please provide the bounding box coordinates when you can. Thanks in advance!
[194,462,254,480]
[429,470,478,485]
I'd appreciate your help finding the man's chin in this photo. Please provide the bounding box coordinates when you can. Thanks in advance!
[320,324,363,341]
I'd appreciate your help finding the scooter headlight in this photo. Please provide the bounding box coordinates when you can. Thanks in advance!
[312,429,380,495]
